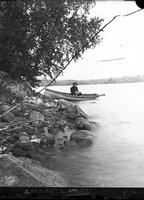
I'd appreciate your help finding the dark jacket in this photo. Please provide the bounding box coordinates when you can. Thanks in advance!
[70,86,78,95]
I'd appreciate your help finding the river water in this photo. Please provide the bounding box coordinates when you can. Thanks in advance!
[42,82,144,187]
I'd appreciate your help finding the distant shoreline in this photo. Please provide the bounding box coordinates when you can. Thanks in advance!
[41,75,144,86]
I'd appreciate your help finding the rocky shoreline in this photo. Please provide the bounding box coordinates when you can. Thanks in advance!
[0,81,97,186]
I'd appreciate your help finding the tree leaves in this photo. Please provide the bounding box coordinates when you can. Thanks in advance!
[0,0,103,86]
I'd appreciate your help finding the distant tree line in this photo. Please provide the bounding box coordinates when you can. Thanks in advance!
[42,75,144,86]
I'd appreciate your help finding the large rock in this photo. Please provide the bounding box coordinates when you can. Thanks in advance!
[57,99,73,110]
[19,135,30,143]
[15,141,34,151]
[0,104,10,114]
[57,99,87,119]
[40,137,55,147]
[64,104,87,119]
[75,117,92,131]
[41,110,51,120]
[1,112,15,122]
[12,140,34,158]
[70,130,94,147]
[0,154,66,186]
[74,105,88,118]
[29,111,44,124]
[0,95,10,103]
[62,139,79,151]
[12,147,28,157]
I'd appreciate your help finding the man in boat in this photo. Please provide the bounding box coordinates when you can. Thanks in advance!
[70,82,82,96]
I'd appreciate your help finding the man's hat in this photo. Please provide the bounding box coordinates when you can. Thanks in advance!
[73,82,78,85]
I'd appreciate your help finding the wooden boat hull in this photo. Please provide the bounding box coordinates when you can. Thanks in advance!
[45,88,104,101]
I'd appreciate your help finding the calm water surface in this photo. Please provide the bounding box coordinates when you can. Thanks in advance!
[44,82,144,187]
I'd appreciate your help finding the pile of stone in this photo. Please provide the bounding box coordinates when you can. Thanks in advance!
[0,86,97,159]
[0,96,65,157]
[56,99,97,148]
[0,79,98,187]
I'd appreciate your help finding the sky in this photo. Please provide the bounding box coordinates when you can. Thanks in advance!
[57,1,144,80]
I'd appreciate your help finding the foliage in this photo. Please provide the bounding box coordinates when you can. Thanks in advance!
[0,0,103,86]
[49,75,144,86]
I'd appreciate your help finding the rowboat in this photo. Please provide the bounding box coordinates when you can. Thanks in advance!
[45,88,105,101]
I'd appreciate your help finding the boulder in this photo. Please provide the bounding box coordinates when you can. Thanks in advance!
[0,104,10,114]
[0,95,9,103]
[0,154,66,186]
[12,147,27,157]
[12,140,34,157]
[57,99,73,110]
[57,99,87,119]
[11,106,22,116]
[74,105,88,118]
[14,141,34,152]
[63,105,78,119]
[75,117,92,131]
[55,137,65,145]
[40,136,55,147]
[70,130,94,147]
[1,112,15,122]
[19,134,30,143]
[42,110,51,118]
[62,139,79,151]
[29,111,44,124]
[63,104,87,119]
